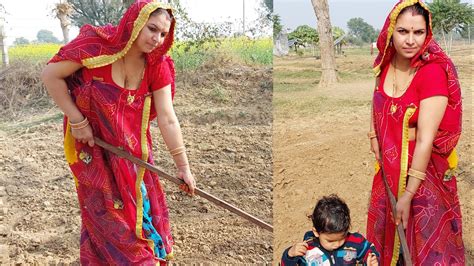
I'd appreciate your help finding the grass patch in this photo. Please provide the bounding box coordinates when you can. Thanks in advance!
[209,84,229,102]
[274,69,320,80]
[273,95,329,118]
[171,37,272,70]
[273,83,315,93]
[0,112,63,132]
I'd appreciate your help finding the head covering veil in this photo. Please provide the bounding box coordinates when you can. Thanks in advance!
[49,0,175,68]
[373,0,461,137]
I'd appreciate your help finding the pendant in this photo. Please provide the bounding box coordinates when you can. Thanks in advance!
[390,103,397,114]
[127,94,135,105]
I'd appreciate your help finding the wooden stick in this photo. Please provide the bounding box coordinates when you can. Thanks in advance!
[379,162,413,266]
[94,137,273,233]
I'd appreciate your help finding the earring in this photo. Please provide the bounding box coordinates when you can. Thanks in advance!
[389,40,393,47]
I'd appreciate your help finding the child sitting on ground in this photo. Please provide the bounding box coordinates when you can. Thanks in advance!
[281,194,379,266]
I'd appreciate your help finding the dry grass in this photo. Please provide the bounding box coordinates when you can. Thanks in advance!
[0,60,52,119]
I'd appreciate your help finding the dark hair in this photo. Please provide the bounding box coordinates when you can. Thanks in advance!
[398,3,429,30]
[150,8,173,22]
[311,194,351,234]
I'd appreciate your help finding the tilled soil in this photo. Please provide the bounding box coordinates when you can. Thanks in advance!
[0,60,273,264]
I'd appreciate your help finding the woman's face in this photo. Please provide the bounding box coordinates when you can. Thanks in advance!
[392,11,427,60]
[135,12,171,53]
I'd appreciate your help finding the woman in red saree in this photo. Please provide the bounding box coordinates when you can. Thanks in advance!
[367,1,465,265]
[41,0,196,264]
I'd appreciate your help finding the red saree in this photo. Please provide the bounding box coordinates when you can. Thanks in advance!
[366,1,465,265]
[49,0,177,264]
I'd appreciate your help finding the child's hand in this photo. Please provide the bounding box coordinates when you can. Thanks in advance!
[288,242,308,258]
[367,252,378,266]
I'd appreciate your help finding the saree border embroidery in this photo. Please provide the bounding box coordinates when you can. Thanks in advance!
[134,95,157,255]
[373,0,431,76]
[64,118,80,188]
[82,1,173,69]
[444,148,458,181]
[390,105,416,266]
[64,119,79,165]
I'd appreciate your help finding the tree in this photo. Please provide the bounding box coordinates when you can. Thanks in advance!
[332,26,345,40]
[37,29,61,43]
[428,0,473,53]
[347,17,377,43]
[53,1,73,43]
[311,0,337,87]
[273,14,283,38]
[263,0,272,13]
[123,0,134,8]
[333,26,346,54]
[0,6,8,66]
[13,37,29,45]
[289,25,318,45]
[250,0,272,37]
[68,0,127,27]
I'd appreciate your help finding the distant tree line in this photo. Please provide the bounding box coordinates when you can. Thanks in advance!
[273,0,472,52]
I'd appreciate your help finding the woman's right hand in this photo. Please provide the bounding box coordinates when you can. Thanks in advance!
[370,137,380,161]
[71,124,95,147]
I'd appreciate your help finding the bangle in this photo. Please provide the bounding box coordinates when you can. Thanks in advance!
[408,168,426,181]
[367,131,377,139]
[405,188,416,195]
[69,117,89,130]
[169,146,186,156]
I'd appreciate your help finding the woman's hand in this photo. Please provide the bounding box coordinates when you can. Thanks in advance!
[177,165,196,196]
[71,124,95,147]
[370,137,380,161]
[288,242,308,258]
[395,192,413,229]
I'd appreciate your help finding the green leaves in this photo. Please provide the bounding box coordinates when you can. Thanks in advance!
[428,0,473,34]
[347,17,377,43]
[288,25,319,45]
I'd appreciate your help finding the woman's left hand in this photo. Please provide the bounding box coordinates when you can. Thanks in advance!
[395,192,413,229]
[177,166,196,196]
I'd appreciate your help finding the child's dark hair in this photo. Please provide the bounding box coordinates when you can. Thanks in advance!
[311,194,351,234]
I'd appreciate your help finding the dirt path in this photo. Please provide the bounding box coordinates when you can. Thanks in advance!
[273,49,473,263]
[0,62,273,264]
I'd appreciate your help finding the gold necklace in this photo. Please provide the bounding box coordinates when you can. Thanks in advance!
[121,56,146,105]
[390,60,416,114]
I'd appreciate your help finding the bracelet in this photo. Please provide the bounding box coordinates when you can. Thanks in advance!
[405,188,416,195]
[367,131,377,139]
[69,117,89,130]
[169,146,186,156]
[408,168,426,181]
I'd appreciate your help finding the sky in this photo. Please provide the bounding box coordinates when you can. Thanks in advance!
[274,0,393,32]
[274,0,471,33]
[1,0,262,46]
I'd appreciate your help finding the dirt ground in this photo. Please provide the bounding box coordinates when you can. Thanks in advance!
[0,58,273,264]
[273,46,473,263]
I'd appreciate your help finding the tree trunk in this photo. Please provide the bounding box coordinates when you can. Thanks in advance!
[0,16,8,67]
[447,30,453,55]
[55,2,73,44]
[311,0,337,87]
[58,13,71,43]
